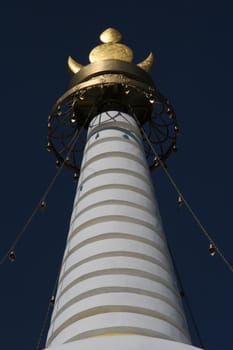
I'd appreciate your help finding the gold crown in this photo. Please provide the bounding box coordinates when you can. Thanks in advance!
[68,28,154,74]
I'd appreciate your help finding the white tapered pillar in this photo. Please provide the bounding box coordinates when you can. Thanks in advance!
[44,111,202,350]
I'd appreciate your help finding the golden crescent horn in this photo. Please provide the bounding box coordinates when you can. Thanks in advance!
[137,52,154,72]
[67,56,83,74]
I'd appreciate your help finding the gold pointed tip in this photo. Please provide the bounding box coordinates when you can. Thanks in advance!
[137,52,154,72]
[67,56,83,75]
[100,28,122,43]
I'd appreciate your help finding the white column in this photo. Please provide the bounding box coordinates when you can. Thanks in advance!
[44,111,202,350]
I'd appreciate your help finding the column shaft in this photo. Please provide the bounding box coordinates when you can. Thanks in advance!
[46,111,191,347]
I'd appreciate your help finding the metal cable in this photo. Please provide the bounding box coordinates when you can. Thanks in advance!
[140,124,233,273]
[35,261,62,350]
[167,243,205,348]
[35,300,54,350]
[0,118,84,267]
[34,102,98,349]
[35,128,82,350]
[129,106,233,273]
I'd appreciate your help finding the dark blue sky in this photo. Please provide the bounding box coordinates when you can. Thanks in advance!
[0,1,232,349]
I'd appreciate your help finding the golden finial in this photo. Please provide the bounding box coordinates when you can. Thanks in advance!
[89,28,133,63]
[99,28,122,43]
[68,28,154,74]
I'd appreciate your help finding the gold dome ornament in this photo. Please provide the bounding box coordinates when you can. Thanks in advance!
[89,28,133,63]
[68,28,154,74]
